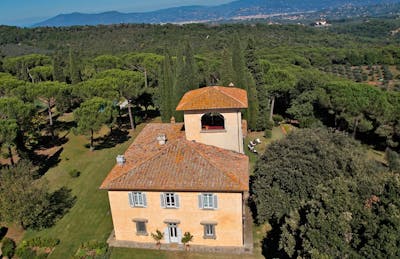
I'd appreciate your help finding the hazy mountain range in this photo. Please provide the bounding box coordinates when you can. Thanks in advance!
[33,0,400,27]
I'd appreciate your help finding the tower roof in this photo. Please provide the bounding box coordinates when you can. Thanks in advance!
[176,86,248,111]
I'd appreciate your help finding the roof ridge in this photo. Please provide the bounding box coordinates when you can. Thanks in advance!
[189,141,244,188]
[217,87,247,107]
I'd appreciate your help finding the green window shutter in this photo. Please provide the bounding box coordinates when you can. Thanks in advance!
[160,193,166,208]
[128,192,134,207]
[213,194,218,209]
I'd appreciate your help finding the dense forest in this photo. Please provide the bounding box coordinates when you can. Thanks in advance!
[0,17,400,257]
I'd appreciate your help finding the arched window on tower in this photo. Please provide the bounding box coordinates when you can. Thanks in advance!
[201,112,225,130]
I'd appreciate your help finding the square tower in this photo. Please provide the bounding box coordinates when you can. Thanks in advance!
[176,86,248,153]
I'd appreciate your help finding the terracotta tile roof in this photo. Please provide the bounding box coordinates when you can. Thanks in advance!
[100,123,249,192]
[176,86,248,111]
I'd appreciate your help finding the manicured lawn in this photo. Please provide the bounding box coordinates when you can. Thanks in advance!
[23,119,143,258]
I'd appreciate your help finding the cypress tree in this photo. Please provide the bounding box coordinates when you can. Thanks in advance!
[173,41,198,122]
[68,47,81,84]
[159,51,174,122]
[173,49,185,121]
[219,47,234,86]
[52,51,65,82]
[231,34,248,91]
[244,38,261,130]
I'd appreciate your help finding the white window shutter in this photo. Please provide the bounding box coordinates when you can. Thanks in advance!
[213,194,218,209]
[128,192,134,207]
[160,193,166,208]
[164,227,170,243]
[142,193,147,207]
[175,193,180,208]
[177,228,182,244]
[198,194,203,209]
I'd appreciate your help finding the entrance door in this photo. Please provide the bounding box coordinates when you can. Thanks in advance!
[168,223,179,243]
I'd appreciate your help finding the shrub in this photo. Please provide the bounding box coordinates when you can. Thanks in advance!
[24,237,60,248]
[2,237,16,258]
[68,169,80,178]
[386,149,400,172]
[265,120,274,130]
[16,237,59,259]
[272,114,284,126]
[16,246,36,259]
[75,240,108,258]
[264,129,272,138]
[181,232,194,247]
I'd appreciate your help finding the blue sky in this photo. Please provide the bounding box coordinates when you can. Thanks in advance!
[0,0,233,26]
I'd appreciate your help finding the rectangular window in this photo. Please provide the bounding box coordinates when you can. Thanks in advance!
[161,193,179,208]
[135,221,147,235]
[165,193,175,207]
[198,193,218,209]
[204,224,216,239]
[128,192,147,207]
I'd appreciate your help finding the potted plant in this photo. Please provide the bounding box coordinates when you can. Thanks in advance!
[181,232,193,251]
[151,230,164,249]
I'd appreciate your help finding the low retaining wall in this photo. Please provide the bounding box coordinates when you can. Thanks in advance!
[107,231,252,254]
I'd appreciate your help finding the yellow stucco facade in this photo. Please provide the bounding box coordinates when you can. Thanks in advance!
[108,191,244,247]
[183,109,244,154]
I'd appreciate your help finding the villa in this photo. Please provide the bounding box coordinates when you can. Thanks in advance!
[100,86,251,253]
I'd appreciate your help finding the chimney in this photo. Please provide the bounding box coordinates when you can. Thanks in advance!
[156,133,167,145]
[228,82,235,87]
[170,116,176,124]
[116,155,126,165]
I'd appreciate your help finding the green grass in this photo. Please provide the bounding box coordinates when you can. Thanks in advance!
[245,126,286,171]
[23,123,143,258]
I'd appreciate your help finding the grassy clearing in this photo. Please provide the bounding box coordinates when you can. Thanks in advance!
[23,116,143,258]
[245,126,286,171]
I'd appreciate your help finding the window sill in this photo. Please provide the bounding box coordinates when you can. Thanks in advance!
[136,232,149,236]
[203,235,216,240]
[200,129,227,133]
[131,205,146,208]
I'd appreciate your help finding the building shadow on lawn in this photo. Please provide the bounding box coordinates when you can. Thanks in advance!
[94,128,131,151]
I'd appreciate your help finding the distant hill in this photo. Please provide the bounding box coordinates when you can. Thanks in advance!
[33,0,400,27]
